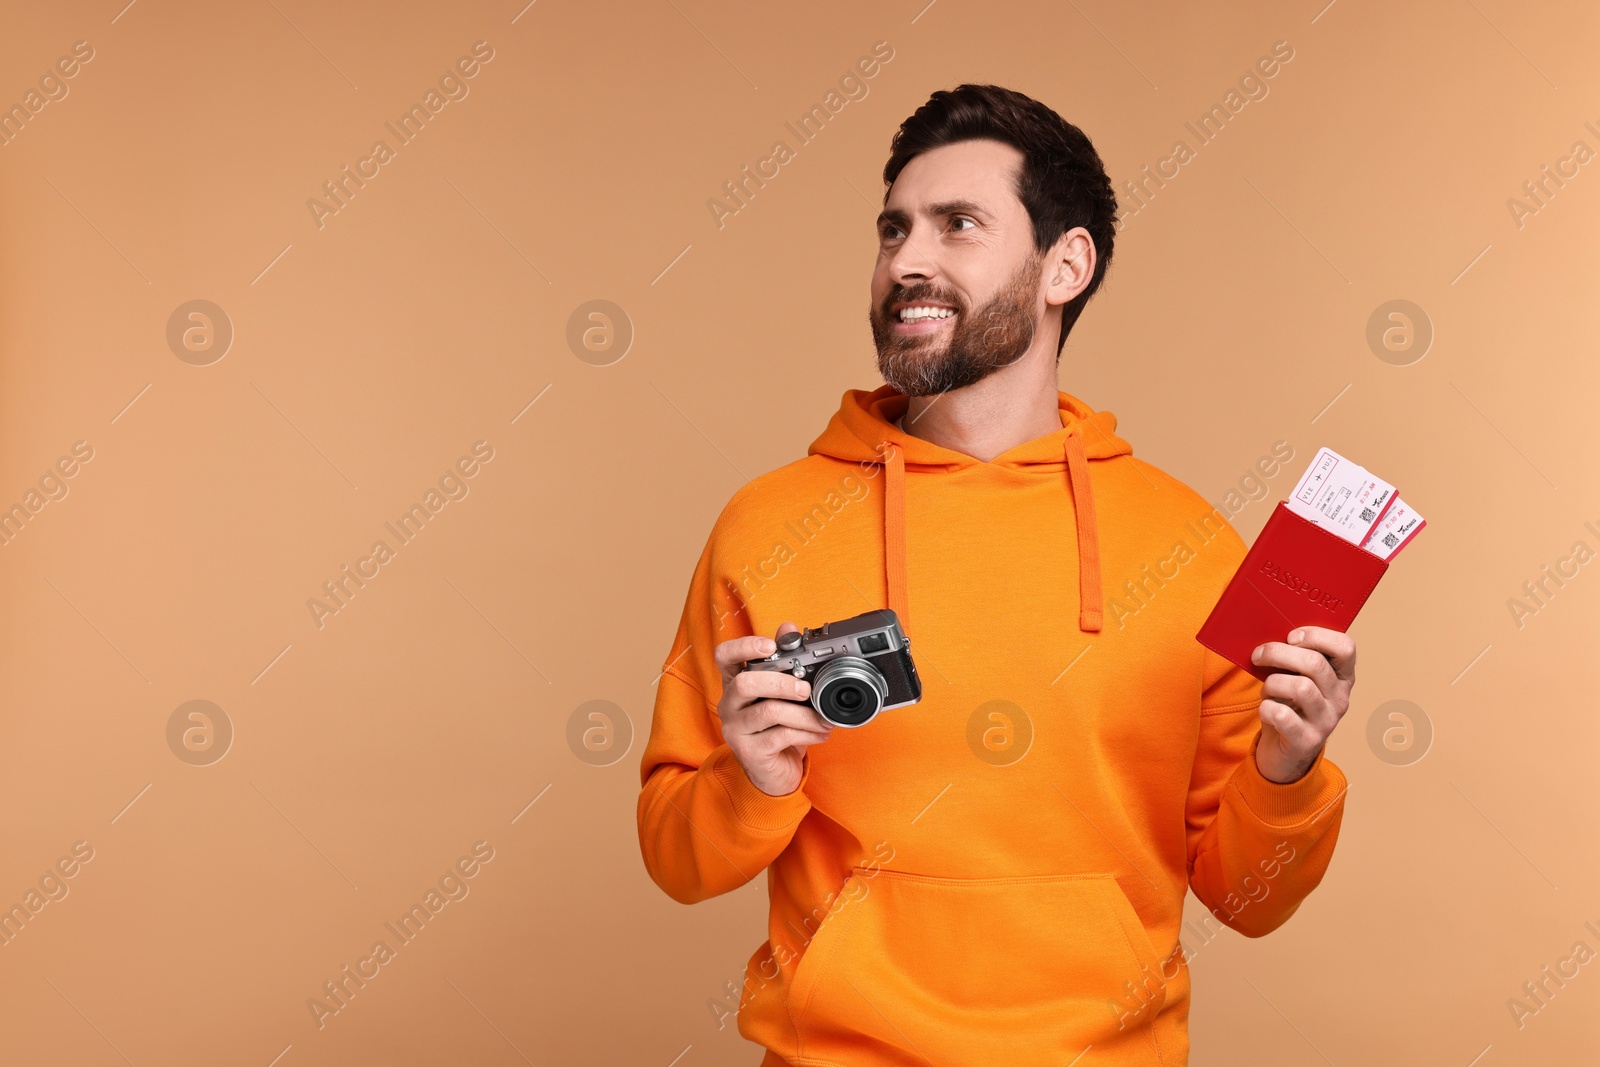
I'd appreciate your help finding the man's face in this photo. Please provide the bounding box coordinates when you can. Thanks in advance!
[869,139,1045,397]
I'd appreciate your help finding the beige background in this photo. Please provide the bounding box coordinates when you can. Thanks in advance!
[0,0,1595,1063]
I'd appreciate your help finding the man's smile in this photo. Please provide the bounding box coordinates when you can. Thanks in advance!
[891,302,959,335]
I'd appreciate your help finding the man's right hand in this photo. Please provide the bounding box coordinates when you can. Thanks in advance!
[714,622,834,797]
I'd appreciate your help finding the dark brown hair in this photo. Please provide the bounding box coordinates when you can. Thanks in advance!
[883,84,1118,353]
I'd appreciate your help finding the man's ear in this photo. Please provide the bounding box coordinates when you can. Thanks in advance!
[1043,227,1096,308]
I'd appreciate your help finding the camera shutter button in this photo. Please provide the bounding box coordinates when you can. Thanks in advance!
[776,632,803,653]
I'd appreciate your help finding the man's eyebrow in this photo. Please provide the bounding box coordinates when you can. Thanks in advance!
[876,207,908,231]
[926,198,989,219]
[875,198,990,231]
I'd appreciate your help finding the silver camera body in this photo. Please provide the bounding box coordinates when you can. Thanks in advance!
[741,609,922,728]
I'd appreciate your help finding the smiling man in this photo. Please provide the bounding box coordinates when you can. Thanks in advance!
[639,84,1353,1065]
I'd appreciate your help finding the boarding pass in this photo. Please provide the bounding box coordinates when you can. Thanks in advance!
[1287,447,1398,546]
[1287,446,1424,560]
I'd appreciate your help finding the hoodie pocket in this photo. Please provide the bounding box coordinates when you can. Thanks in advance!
[788,870,1167,1066]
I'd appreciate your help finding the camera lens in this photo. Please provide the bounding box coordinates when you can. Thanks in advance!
[811,657,887,727]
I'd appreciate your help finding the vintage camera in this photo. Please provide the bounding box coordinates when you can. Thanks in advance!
[742,609,922,727]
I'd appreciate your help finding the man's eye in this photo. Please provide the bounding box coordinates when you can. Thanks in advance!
[950,216,976,232]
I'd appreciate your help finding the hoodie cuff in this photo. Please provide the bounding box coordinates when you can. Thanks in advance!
[1231,730,1347,827]
[705,744,813,833]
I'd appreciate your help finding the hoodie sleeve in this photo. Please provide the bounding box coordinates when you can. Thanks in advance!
[1185,603,1349,938]
[636,523,814,905]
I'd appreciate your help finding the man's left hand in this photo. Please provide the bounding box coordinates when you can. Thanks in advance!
[1250,626,1357,784]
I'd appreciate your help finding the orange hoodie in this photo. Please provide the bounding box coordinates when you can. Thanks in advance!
[638,385,1348,1066]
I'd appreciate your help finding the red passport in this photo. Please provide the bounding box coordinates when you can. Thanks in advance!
[1196,501,1389,680]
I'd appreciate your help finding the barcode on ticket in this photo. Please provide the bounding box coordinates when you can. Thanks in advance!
[1362,498,1426,560]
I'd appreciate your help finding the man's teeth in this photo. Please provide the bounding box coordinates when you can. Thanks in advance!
[898,306,956,323]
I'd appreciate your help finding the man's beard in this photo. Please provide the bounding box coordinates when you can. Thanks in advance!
[869,250,1044,398]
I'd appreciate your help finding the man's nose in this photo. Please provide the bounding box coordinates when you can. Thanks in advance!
[887,228,936,284]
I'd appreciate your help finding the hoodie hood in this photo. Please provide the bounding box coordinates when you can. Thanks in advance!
[808,385,1133,634]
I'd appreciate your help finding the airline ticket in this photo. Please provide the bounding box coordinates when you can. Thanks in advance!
[1286,447,1397,546]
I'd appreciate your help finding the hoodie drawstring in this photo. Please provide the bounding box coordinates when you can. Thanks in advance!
[883,443,911,632]
[878,428,1104,636]
[1064,428,1103,633]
